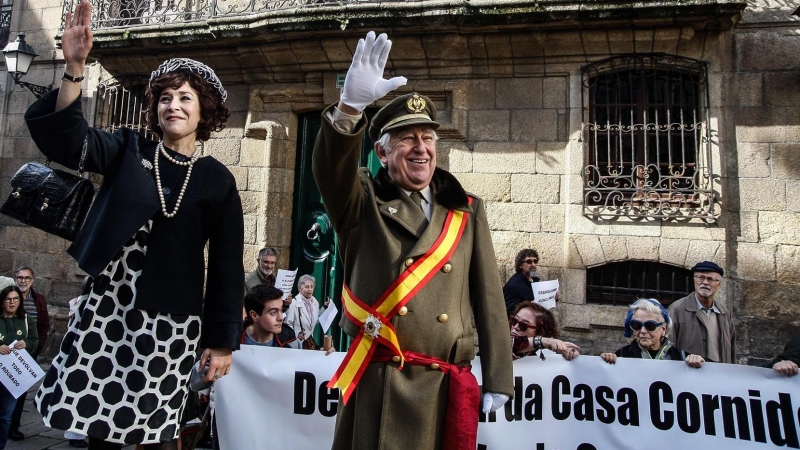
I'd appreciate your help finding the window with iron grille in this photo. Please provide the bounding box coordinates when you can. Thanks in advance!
[94,78,155,140]
[0,0,13,48]
[585,261,692,308]
[581,54,718,221]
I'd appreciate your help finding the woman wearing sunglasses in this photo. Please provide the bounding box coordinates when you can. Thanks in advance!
[510,302,579,360]
[600,299,704,368]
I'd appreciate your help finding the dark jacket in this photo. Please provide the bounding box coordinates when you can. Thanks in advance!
[0,314,38,352]
[313,104,513,449]
[614,339,686,361]
[503,272,540,315]
[244,269,275,292]
[27,288,49,354]
[239,323,297,348]
[765,334,800,368]
[25,90,244,349]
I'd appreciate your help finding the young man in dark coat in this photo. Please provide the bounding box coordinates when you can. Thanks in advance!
[313,31,513,449]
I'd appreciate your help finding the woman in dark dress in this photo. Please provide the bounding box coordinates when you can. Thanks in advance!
[600,298,705,368]
[24,2,244,449]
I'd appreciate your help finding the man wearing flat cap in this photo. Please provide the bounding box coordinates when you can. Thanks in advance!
[667,261,735,363]
[313,31,513,449]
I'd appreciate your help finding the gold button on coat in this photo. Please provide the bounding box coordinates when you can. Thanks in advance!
[437,314,448,323]
[392,356,401,363]
[442,263,452,273]
[430,363,440,370]
[404,258,414,267]
[398,306,408,316]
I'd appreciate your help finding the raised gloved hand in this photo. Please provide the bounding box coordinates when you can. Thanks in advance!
[481,392,510,414]
[340,31,407,112]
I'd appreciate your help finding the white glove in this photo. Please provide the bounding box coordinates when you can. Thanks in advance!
[340,31,407,112]
[481,392,509,414]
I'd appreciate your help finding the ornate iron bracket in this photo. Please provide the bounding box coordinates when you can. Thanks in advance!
[15,79,52,99]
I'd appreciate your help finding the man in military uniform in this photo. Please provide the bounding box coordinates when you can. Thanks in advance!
[313,32,513,449]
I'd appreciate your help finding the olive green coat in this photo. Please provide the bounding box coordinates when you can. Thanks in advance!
[0,314,38,352]
[313,105,513,450]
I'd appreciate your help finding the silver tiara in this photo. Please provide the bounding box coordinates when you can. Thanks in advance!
[149,58,227,103]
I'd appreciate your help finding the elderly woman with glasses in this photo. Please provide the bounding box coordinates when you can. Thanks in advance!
[600,299,704,368]
[510,301,579,361]
[0,285,37,450]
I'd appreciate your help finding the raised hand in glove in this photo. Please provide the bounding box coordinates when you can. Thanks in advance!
[339,31,407,113]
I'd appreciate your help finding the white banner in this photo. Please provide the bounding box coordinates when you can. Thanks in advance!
[0,342,45,398]
[215,348,800,450]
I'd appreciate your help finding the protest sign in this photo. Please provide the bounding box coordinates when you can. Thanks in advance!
[318,300,338,333]
[0,341,45,398]
[275,268,298,299]
[531,279,559,309]
[215,348,800,450]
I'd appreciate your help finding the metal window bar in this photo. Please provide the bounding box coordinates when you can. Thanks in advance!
[0,1,13,48]
[581,54,718,221]
[60,0,354,31]
[585,261,692,308]
[94,79,155,140]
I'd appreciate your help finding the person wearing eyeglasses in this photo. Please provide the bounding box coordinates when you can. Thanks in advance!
[510,301,579,361]
[666,261,735,364]
[504,249,561,316]
[8,266,49,442]
[600,298,704,368]
[245,247,279,292]
[0,285,38,450]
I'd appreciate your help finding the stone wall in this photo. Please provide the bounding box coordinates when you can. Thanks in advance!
[723,0,800,362]
[0,0,797,363]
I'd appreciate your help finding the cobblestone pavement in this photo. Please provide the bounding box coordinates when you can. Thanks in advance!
[4,382,131,450]
[5,383,211,450]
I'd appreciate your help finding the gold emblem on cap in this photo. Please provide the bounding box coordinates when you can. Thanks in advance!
[406,93,426,114]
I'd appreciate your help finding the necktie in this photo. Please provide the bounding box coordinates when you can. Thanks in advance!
[410,191,424,211]
[409,191,428,221]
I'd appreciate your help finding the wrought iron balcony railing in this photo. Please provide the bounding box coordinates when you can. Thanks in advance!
[61,0,353,31]
[61,0,750,32]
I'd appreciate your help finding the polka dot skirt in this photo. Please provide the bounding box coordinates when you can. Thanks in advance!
[35,221,201,444]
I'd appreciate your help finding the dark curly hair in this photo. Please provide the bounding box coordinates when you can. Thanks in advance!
[512,301,558,339]
[514,248,539,274]
[0,286,25,319]
[146,69,230,142]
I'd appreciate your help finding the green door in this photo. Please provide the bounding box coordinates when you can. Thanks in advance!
[290,110,379,351]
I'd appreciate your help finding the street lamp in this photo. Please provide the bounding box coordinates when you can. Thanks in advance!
[2,33,52,99]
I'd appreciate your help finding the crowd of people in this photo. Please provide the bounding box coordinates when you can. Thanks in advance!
[0,5,797,450]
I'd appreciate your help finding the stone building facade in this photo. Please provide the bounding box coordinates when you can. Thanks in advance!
[0,0,797,362]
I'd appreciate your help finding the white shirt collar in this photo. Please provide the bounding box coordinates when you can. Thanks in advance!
[401,185,432,205]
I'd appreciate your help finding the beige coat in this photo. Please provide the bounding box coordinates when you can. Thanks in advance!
[313,105,513,450]
[667,292,736,363]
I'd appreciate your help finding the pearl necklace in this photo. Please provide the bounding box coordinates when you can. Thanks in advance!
[154,141,201,218]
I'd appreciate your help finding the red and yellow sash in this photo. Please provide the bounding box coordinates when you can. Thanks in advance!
[328,203,471,404]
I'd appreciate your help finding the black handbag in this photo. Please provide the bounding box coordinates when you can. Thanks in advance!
[0,138,95,241]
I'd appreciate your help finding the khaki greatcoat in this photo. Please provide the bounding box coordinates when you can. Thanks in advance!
[313,105,514,450]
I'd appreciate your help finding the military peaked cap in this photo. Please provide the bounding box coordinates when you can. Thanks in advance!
[368,92,440,141]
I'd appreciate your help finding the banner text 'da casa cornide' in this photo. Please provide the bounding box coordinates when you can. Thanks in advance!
[215,347,800,450]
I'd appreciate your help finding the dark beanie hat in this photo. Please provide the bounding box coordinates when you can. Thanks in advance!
[691,261,724,277]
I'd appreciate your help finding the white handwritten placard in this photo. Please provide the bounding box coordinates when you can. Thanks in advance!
[531,279,559,309]
[275,269,298,299]
[0,341,45,398]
